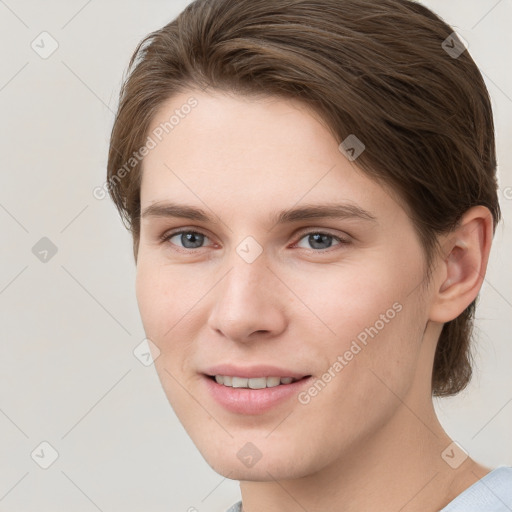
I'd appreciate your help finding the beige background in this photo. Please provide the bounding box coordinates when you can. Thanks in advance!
[0,1,510,510]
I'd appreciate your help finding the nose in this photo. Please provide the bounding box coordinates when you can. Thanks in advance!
[206,254,288,343]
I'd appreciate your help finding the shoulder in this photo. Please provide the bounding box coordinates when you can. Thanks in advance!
[225,501,242,512]
[440,466,512,511]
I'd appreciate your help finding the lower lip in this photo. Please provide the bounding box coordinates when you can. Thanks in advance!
[202,375,312,415]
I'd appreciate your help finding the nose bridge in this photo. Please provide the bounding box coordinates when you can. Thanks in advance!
[207,244,286,340]
[220,231,270,293]
[222,244,271,306]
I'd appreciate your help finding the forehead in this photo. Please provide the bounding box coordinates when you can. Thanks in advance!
[140,89,402,223]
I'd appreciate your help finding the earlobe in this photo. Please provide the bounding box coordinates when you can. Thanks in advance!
[429,206,493,323]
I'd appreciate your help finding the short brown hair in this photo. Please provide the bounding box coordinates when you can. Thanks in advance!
[107,0,501,396]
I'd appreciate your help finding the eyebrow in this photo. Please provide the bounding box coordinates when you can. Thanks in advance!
[140,201,377,226]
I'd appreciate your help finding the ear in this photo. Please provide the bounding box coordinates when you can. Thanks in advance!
[429,206,494,323]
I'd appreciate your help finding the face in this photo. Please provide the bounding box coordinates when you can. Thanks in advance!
[136,89,433,480]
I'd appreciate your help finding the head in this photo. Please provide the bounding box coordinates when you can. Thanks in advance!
[107,0,500,480]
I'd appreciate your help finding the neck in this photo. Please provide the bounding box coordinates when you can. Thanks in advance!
[239,394,488,512]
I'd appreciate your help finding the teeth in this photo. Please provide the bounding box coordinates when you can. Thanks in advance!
[248,377,267,389]
[232,377,248,388]
[266,377,281,387]
[213,375,299,388]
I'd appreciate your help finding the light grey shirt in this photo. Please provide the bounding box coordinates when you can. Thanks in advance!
[225,466,512,512]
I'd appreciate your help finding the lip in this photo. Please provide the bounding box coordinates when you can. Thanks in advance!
[201,365,312,415]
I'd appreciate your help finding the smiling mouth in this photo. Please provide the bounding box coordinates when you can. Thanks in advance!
[206,375,311,389]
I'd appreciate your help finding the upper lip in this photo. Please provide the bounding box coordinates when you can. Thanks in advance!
[203,364,310,380]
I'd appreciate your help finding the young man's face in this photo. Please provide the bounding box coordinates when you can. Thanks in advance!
[136,89,436,480]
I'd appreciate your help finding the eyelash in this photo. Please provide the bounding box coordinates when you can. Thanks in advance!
[159,228,350,253]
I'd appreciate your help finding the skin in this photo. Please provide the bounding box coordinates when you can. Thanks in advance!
[135,89,493,512]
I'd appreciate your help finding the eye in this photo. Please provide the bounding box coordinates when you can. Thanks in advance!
[162,230,211,250]
[295,231,347,251]
[160,229,349,253]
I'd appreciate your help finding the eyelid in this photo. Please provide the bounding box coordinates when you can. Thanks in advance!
[291,230,351,252]
[160,226,351,252]
[159,228,214,247]
[292,227,351,243]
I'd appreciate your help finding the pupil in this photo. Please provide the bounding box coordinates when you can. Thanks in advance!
[310,233,332,249]
[182,232,204,248]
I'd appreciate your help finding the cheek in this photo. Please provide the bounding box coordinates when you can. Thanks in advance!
[290,300,425,468]
[135,259,207,383]
[135,258,201,336]
[287,255,418,348]
[294,253,427,405]
[135,262,200,412]
[135,265,165,336]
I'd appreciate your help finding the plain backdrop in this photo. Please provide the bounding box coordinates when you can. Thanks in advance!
[0,1,510,511]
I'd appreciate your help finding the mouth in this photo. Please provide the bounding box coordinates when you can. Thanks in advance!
[202,372,313,415]
[205,374,310,389]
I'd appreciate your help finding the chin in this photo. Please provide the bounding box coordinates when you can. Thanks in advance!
[198,441,318,481]
[208,459,307,482]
